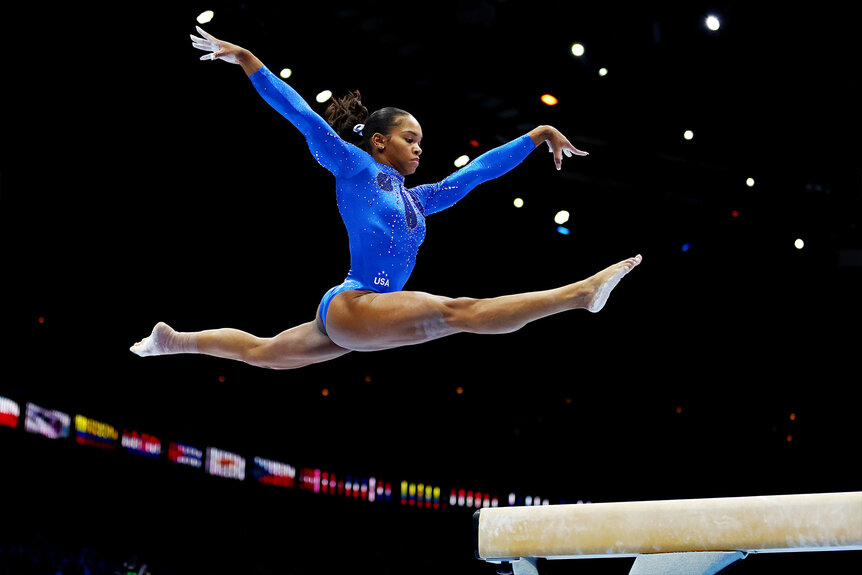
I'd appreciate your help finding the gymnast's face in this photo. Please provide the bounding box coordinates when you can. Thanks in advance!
[375,114,423,176]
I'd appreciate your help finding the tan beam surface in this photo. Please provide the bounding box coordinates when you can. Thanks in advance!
[476,492,862,559]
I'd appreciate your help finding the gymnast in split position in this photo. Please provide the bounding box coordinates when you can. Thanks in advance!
[130,26,642,369]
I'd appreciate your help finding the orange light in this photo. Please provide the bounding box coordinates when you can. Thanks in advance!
[540,94,559,106]
[676,405,683,414]
[321,388,330,397]
[786,434,793,442]
[218,375,226,383]
[455,386,464,395]
[469,139,480,148]
[364,375,372,383]
[37,316,45,324]
[789,412,796,421]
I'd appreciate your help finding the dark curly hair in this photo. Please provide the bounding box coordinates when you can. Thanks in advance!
[324,90,409,153]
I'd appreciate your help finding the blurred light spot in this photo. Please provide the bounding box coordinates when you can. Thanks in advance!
[315,90,332,103]
[794,238,805,250]
[541,94,559,106]
[598,67,608,77]
[454,155,470,168]
[571,43,585,57]
[554,210,570,225]
[746,177,755,187]
[681,243,691,252]
[455,386,464,395]
[683,130,694,141]
[469,139,480,148]
[513,197,524,208]
[196,10,214,24]
[706,15,721,31]
[279,68,292,79]
[557,226,570,235]
[321,388,330,396]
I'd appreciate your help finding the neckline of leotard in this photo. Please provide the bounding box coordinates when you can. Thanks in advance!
[375,161,406,183]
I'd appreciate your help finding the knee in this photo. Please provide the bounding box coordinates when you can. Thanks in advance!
[240,338,281,369]
[443,297,482,332]
[444,297,521,335]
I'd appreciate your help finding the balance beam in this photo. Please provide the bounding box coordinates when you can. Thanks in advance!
[474,492,862,574]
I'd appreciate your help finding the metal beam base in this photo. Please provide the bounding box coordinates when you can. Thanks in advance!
[629,551,747,575]
[511,557,538,575]
[491,552,746,575]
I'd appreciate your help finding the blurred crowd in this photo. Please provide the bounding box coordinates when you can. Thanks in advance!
[0,535,125,575]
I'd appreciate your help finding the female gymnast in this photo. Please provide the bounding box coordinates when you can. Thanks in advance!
[130,26,642,369]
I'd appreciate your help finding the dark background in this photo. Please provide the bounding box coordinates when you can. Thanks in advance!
[2,1,859,573]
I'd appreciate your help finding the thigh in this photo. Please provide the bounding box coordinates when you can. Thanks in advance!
[325,289,466,352]
[251,320,352,369]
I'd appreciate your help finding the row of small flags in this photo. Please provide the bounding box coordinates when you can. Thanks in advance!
[2,396,562,509]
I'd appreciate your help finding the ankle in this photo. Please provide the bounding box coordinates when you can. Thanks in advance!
[564,281,592,310]
[173,331,199,354]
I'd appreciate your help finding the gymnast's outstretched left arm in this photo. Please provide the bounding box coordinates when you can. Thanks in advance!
[416,125,587,215]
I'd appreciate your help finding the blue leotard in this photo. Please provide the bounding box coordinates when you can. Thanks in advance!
[249,66,537,332]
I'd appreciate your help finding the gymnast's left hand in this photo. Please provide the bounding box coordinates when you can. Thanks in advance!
[545,126,588,171]
[529,125,588,170]
[190,26,246,64]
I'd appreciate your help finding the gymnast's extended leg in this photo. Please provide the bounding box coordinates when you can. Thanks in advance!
[132,255,639,365]
[325,255,641,352]
[130,318,351,369]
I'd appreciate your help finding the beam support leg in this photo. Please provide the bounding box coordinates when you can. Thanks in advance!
[511,557,539,575]
[629,551,747,575]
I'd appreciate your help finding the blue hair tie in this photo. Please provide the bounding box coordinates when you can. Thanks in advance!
[353,123,365,136]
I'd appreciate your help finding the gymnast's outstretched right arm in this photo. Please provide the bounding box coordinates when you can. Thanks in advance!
[190,26,366,178]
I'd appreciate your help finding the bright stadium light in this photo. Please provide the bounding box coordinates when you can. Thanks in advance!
[454,155,470,168]
[554,210,570,225]
[706,15,721,31]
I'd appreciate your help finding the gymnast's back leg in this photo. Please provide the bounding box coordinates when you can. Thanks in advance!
[325,255,641,352]
[130,316,351,370]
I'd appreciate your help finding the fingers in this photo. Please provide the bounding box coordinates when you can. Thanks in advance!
[190,34,215,52]
[196,25,219,42]
[547,143,587,170]
[560,135,588,158]
[191,27,222,61]
[190,37,212,50]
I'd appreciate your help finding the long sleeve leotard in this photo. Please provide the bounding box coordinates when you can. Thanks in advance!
[248,66,537,327]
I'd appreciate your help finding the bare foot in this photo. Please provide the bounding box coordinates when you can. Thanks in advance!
[584,255,642,313]
[130,322,197,356]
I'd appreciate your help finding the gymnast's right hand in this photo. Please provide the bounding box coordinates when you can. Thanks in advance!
[190,26,245,64]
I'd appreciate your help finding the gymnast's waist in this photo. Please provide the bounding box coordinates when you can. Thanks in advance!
[343,268,407,292]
